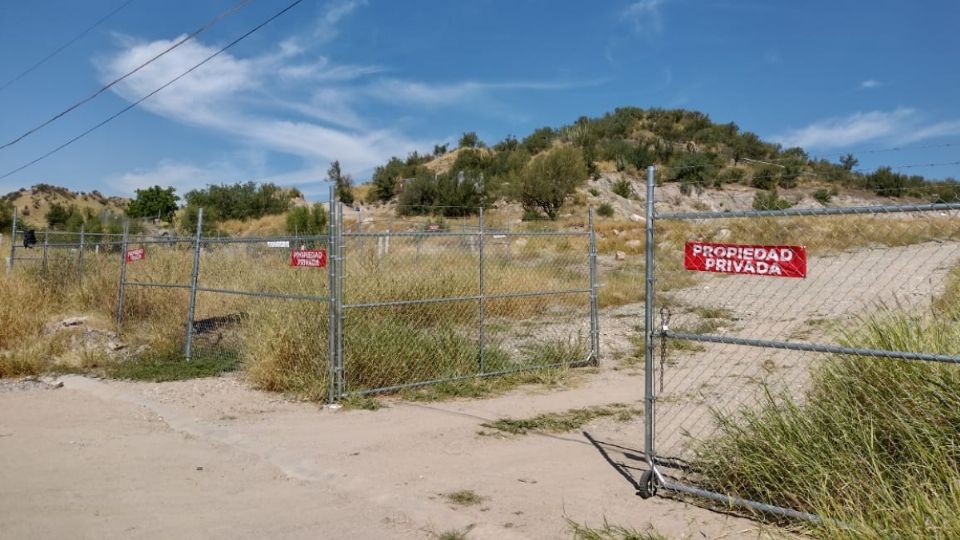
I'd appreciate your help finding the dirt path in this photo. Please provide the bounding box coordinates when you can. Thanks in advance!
[0,371,776,540]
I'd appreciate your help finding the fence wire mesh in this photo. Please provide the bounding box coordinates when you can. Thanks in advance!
[94,202,598,401]
[339,210,596,396]
[644,172,960,519]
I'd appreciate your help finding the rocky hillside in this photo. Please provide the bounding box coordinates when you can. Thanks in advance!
[2,184,128,228]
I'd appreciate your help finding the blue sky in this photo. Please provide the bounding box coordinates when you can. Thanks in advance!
[1,0,958,200]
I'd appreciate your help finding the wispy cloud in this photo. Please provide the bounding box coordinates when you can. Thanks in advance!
[774,108,960,150]
[97,3,594,191]
[622,0,668,35]
[774,108,915,149]
[859,79,882,89]
[314,0,367,43]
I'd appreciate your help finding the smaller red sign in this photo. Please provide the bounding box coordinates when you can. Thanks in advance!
[125,247,145,263]
[685,241,806,278]
[291,249,327,268]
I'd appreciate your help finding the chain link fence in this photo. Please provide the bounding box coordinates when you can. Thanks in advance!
[105,196,599,402]
[638,165,960,520]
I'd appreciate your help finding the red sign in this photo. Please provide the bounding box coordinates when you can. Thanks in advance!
[125,247,145,263]
[684,241,806,278]
[290,249,327,268]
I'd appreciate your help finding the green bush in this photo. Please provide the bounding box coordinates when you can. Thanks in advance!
[752,189,792,211]
[588,187,600,197]
[286,204,328,235]
[597,203,614,217]
[612,178,632,198]
[812,189,832,205]
[184,182,291,221]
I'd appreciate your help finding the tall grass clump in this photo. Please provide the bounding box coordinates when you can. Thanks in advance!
[243,302,330,401]
[694,271,960,538]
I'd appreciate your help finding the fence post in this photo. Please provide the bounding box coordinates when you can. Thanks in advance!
[77,224,85,285]
[116,220,130,329]
[184,208,203,361]
[336,200,345,398]
[41,229,49,273]
[6,207,16,273]
[588,208,600,365]
[327,185,338,404]
[643,165,657,465]
[478,207,486,373]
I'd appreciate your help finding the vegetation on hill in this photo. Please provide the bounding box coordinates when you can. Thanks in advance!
[179,181,297,233]
[365,107,960,218]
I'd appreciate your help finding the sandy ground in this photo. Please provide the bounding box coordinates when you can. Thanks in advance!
[0,370,779,540]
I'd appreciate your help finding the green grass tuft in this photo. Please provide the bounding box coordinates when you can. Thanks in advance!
[109,346,239,382]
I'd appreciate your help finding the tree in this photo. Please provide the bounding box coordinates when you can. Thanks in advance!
[126,185,179,221]
[327,160,354,205]
[458,131,481,149]
[840,153,859,171]
[519,146,588,220]
[433,143,449,156]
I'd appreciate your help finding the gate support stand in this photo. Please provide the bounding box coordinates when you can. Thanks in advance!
[639,165,659,498]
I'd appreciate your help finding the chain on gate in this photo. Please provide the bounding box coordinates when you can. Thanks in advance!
[658,307,671,394]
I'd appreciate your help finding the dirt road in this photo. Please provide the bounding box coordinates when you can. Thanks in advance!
[0,371,769,539]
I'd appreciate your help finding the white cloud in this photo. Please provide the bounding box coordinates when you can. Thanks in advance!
[314,0,366,43]
[622,0,667,35]
[860,79,882,89]
[899,119,960,144]
[774,108,915,149]
[109,159,247,196]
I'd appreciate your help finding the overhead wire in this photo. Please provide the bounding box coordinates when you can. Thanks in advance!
[0,0,306,181]
[0,0,138,93]
[0,0,254,152]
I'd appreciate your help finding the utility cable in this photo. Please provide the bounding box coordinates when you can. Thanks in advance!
[0,0,254,152]
[0,0,305,181]
[0,0,138,93]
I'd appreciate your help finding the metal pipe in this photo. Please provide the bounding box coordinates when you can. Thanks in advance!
[342,288,592,310]
[6,207,16,273]
[478,207,486,373]
[657,202,960,221]
[588,207,600,365]
[327,185,338,404]
[77,225,85,285]
[183,208,203,361]
[115,220,130,329]
[644,165,657,463]
[663,331,960,364]
[41,229,49,273]
[658,478,824,524]
[336,200,345,397]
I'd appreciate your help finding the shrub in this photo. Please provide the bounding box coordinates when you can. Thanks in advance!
[286,204,328,235]
[812,189,832,205]
[588,187,600,197]
[669,153,718,195]
[612,178,632,198]
[597,203,614,217]
[458,131,481,149]
[184,182,291,221]
[752,189,792,211]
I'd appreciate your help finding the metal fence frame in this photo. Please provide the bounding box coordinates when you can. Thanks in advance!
[104,190,598,403]
[638,164,960,521]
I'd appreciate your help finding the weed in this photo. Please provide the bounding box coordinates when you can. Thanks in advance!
[482,403,642,435]
[109,345,239,382]
[443,490,484,506]
[568,519,668,540]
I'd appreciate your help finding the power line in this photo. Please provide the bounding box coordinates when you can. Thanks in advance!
[0,0,306,182]
[0,0,138,94]
[0,0,254,152]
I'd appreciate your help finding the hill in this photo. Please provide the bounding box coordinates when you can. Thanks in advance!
[362,107,960,219]
[2,184,128,229]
